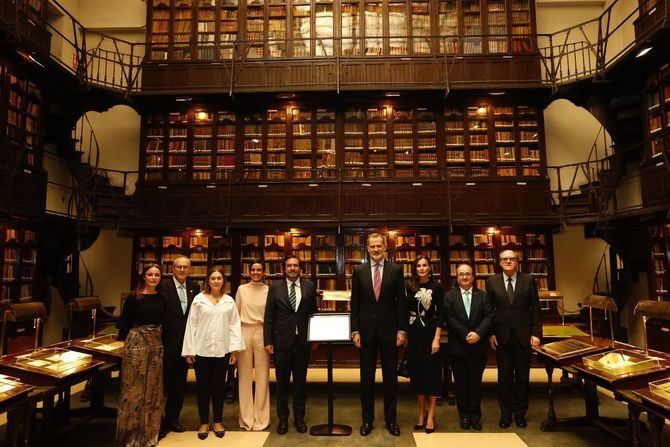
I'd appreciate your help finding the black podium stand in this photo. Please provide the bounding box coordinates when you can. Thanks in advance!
[309,341,352,436]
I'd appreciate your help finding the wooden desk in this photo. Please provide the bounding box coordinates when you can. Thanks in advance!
[0,344,116,445]
[630,387,670,447]
[534,337,670,445]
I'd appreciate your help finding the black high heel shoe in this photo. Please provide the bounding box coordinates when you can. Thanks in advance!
[425,418,436,434]
[414,413,428,430]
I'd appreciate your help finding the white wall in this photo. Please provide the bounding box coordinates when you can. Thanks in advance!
[552,224,608,314]
[75,105,141,194]
[79,228,134,309]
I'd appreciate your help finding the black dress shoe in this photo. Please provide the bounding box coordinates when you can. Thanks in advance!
[158,429,167,440]
[515,415,527,428]
[470,420,483,431]
[295,419,308,433]
[498,416,512,428]
[386,423,400,436]
[413,422,425,430]
[168,423,186,433]
[360,422,373,436]
[197,431,208,440]
[459,418,471,430]
[425,423,436,434]
[277,419,289,435]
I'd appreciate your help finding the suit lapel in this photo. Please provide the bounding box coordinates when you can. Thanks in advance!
[469,290,482,323]
[279,280,292,312]
[362,263,373,298]
[455,289,469,323]
[295,279,306,313]
[379,260,391,296]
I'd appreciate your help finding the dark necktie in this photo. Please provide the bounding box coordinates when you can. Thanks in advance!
[289,282,297,311]
[507,276,514,304]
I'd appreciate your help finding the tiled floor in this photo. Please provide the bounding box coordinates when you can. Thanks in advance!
[44,380,650,447]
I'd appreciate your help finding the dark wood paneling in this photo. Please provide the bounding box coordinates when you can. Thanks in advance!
[140,57,545,94]
[642,165,670,207]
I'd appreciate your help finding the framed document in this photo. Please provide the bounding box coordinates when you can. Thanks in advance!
[308,313,351,342]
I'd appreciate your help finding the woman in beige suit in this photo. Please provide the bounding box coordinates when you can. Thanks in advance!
[236,261,271,430]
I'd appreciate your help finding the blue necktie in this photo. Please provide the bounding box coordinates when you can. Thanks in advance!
[463,290,471,318]
[178,284,187,314]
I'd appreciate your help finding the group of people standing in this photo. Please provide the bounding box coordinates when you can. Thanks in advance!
[115,231,541,446]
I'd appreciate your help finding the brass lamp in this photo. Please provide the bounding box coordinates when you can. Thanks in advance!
[582,294,617,345]
[634,299,670,355]
[1,302,48,355]
[67,296,102,341]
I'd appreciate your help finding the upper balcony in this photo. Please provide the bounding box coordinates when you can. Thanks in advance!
[1,0,666,97]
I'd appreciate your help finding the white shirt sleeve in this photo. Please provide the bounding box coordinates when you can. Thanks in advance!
[181,295,200,357]
[228,298,245,352]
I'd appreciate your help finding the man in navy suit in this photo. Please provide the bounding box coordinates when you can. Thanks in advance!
[350,233,407,436]
[264,256,318,435]
[487,249,541,429]
[444,263,493,431]
[159,255,200,437]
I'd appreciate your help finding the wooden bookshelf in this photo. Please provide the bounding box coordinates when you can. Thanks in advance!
[1,225,37,303]
[211,234,233,293]
[216,110,236,180]
[3,65,42,169]
[650,224,670,301]
[446,227,554,290]
[139,101,545,183]
[132,226,554,308]
[291,107,312,179]
[146,0,538,61]
[645,64,670,161]
[391,232,441,279]
[314,233,337,291]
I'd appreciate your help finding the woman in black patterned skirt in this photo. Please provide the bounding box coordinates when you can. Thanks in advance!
[406,255,444,434]
[117,263,166,447]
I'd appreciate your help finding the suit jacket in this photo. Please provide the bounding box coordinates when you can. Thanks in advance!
[159,277,201,359]
[486,271,542,346]
[263,278,318,350]
[444,287,492,356]
[350,260,408,344]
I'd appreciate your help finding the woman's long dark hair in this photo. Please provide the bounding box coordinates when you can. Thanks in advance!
[135,263,162,299]
[204,265,227,295]
[407,255,432,294]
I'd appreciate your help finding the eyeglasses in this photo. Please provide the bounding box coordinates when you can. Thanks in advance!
[501,257,518,262]
[457,272,472,277]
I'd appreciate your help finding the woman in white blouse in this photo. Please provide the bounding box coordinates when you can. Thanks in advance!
[183,266,245,440]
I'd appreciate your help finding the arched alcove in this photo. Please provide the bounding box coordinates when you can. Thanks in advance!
[74,104,141,195]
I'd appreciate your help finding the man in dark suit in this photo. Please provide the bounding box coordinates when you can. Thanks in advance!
[444,263,493,431]
[487,249,541,429]
[159,255,200,437]
[350,233,407,437]
[264,256,318,435]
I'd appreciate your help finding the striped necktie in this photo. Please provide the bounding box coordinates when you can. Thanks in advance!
[289,282,297,311]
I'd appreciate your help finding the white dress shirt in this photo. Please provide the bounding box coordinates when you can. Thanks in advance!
[182,293,245,358]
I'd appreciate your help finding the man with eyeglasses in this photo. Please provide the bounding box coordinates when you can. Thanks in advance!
[487,249,541,429]
[444,263,493,431]
[159,255,201,438]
